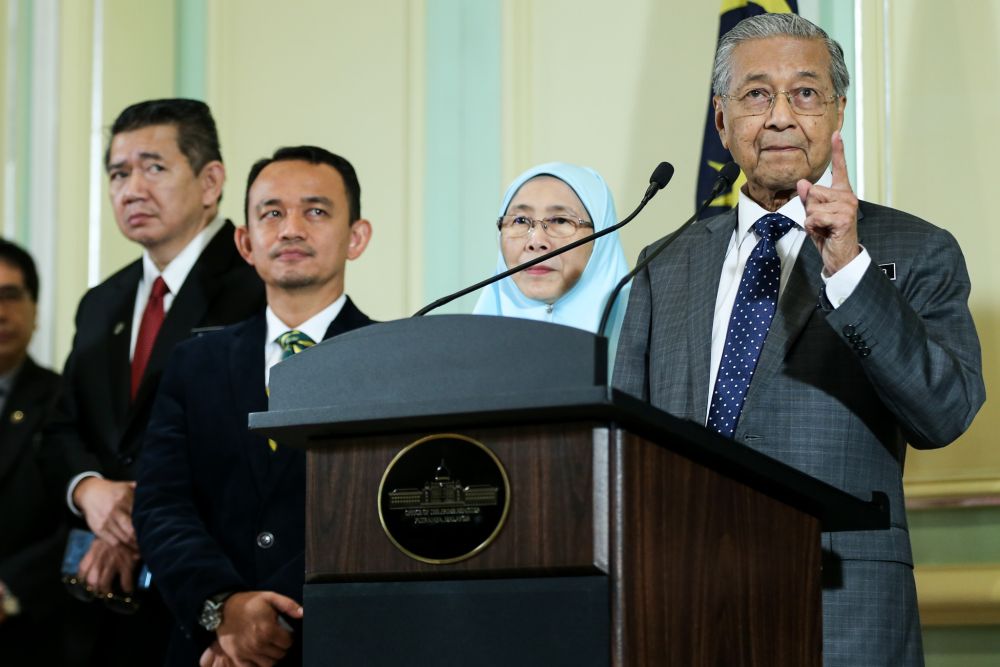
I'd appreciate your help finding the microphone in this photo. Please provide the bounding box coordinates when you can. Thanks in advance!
[597,162,741,338]
[413,162,675,317]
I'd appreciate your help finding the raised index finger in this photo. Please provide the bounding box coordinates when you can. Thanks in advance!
[830,131,853,192]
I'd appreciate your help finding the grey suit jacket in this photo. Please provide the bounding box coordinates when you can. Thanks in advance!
[613,200,984,566]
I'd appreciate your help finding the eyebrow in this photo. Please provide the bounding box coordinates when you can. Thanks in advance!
[508,203,579,215]
[255,195,335,210]
[739,70,822,87]
[106,151,165,172]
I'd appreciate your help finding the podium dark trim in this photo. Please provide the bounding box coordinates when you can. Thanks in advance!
[253,316,888,666]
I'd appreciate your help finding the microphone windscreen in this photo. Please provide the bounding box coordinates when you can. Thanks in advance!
[649,162,675,190]
[718,161,741,187]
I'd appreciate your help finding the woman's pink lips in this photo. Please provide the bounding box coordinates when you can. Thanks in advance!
[524,266,554,275]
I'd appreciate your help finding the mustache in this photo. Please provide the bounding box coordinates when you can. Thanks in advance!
[269,243,316,259]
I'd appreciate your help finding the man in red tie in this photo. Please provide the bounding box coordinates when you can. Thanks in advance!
[41,99,264,666]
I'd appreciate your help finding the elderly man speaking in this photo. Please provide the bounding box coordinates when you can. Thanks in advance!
[613,13,984,667]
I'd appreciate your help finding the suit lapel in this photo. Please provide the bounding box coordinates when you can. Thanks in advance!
[230,313,270,498]
[686,211,737,420]
[108,264,140,429]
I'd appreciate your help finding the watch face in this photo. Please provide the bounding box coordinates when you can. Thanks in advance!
[199,602,223,631]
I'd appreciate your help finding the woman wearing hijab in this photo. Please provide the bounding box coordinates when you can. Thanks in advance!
[473,162,630,342]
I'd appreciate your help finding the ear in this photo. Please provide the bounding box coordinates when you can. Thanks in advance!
[713,96,730,150]
[233,224,255,266]
[346,219,372,261]
[199,160,226,207]
[835,95,847,132]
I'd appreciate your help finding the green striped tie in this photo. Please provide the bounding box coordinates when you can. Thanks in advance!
[277,330,315,359]
[268,330,316,452]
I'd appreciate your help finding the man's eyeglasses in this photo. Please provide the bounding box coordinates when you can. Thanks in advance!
[0,285,29,303]
[497,214,594,239]
[720,87,838,117]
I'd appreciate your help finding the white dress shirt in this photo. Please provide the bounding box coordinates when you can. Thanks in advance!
[706,171,871,422]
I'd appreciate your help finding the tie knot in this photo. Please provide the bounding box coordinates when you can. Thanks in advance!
[277,330,315,359]
[150,276,169,299]
[753,213,794,243]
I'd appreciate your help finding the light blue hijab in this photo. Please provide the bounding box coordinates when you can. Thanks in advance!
[473,162,630,338]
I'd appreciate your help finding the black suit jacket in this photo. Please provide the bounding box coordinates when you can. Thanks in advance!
[0,357,79,664]
[133,298,374,665]
[42,220,265,490]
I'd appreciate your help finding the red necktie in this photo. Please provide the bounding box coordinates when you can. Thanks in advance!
[131,276,169,400]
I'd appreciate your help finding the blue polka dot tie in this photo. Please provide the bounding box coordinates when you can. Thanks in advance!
[707,213,794,438]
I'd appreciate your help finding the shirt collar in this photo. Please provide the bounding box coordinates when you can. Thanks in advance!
[736,168,832,240]
[141,215,226,294]
[266,293,347,347]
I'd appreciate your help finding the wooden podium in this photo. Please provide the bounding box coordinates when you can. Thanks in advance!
[252,315,887,667]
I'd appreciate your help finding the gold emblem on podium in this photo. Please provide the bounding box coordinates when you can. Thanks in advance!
[378,433,510,564]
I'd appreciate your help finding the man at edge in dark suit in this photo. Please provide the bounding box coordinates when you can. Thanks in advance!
[613,14,984,667]
[134,146,375,666]
[0,240,87,665]
[40,99,265,665]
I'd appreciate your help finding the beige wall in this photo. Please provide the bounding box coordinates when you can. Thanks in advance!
[882,1,1000,493]
[502,0,721,264]
[206,0,423,322]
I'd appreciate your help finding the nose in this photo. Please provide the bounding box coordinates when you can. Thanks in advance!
[525,223,552,252]
[764,92,796,130]
[279,210,308,239]
[119,170,149,203]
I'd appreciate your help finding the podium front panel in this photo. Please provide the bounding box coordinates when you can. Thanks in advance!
[306,423,607,580]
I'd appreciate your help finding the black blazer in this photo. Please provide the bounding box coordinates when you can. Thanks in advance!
[133,298,374,666]
[0,357,79,664]
[41,220,265,491]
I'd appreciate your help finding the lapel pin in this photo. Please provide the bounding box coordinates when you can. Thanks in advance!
[878,263,896,281]
[113,322,125,335]
[10,410,24,424]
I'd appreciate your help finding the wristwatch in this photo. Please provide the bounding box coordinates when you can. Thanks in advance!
[198,592,233,632]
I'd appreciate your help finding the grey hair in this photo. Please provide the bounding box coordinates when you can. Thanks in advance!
[712,13,850,98]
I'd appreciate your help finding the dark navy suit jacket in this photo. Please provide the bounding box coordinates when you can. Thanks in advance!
[133,298,373,666]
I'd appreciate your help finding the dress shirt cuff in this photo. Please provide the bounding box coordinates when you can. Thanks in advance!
[820,246,871,309]
[67,471,104,517]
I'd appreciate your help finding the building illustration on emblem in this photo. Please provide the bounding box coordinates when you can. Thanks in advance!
[389,459,498,510]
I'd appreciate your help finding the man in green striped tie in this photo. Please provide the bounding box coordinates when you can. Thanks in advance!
[134,146,376,667]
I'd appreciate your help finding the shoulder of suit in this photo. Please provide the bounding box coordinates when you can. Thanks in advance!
[858,199,939,231]
[89,257,143,293]
[11,356,61,405]
[340,296,377,329]
[177,310,265,351]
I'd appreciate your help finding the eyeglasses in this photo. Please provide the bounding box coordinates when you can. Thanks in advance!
[0,285,29,303]
[497,214,594,239]
[720,87,838,117]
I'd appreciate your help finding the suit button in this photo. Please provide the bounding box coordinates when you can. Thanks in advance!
[256,532,274,549]
[860,348,872,358]
[854,341,867,350]
[843,325,856,336]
